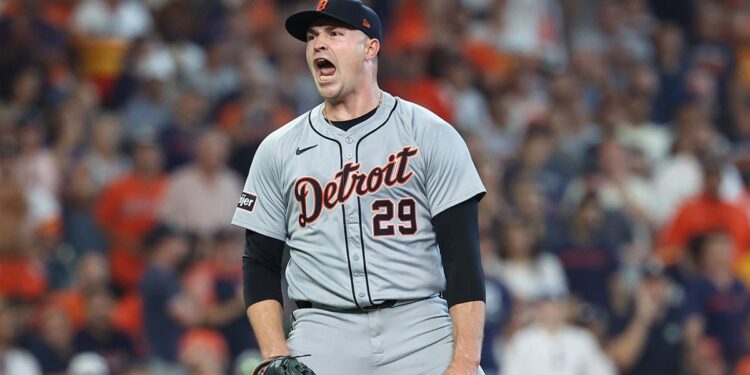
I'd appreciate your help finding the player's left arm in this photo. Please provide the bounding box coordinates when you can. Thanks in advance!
[415,108,487,373]
[433,197,485,374]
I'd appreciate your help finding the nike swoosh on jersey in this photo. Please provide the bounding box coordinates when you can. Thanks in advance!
[296,145,318,155]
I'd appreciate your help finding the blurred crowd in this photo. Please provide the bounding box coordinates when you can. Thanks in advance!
[3,0,750,374]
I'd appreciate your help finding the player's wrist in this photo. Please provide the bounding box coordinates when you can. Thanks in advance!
[261,347,290,359]
[448,356,481,370]
[444,360,480,375]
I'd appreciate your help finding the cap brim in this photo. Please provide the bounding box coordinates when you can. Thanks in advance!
[285,11,356,42]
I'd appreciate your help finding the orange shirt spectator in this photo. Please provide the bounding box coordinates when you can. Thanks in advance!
[46,253,112,330]
[46,290,86,330]
[737,355,750,375]
[0,257,47,301]
[95,141,167,290]
[659,157,750,266]
[659,196,750,266]
[111,292,143,340]
[95,173,167,290]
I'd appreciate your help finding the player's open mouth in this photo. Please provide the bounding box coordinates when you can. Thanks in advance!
[315,58,336,83]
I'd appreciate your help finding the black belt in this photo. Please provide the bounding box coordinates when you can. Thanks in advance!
[295,295,437,313]
[295,299,398,313]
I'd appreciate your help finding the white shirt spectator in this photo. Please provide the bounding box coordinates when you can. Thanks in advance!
[80,153,131,193]
[498,0,566,65]
[72,0,153,39]
[2,349,42,375]
[562,175,658,221]
[160,166,242,237]
[616,122,672,166]
[652,154,743,225]
[502,325,616,375]
[495,253,568,301]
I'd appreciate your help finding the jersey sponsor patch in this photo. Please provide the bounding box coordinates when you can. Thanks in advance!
[237,192,258,212]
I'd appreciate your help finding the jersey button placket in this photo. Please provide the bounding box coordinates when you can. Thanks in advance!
[344,140,367,306]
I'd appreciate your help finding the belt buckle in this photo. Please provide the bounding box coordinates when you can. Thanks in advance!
[359,300,395,312]
[359,304,380,312]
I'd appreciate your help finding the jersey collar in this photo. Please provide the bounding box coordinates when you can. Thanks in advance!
[309,91,397,140]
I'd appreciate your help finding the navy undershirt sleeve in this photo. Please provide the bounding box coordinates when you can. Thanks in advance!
[243,229,285,308]
[432,195,486,307]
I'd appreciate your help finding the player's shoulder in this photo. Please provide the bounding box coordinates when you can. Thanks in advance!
[392,95,464,144]
[261,110,313,146]
[253,108,321,162]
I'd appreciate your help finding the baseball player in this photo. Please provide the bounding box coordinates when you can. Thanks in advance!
[232,1,487,374]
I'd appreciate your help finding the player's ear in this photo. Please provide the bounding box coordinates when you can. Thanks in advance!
[364,38,380,61]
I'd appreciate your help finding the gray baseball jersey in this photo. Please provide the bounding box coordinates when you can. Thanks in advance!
[231,91,485,309]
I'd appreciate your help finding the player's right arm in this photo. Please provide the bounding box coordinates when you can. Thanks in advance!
[231,131,291,359]
[244,230,289,358]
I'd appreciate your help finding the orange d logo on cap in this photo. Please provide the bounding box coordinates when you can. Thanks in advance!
[316,0,328,11]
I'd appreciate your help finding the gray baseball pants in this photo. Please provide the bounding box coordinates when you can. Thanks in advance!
[287,296,485,375]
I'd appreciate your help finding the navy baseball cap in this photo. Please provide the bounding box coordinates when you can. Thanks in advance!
[285,0,382,43]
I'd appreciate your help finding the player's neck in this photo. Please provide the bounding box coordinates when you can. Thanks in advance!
[323,85,382,122]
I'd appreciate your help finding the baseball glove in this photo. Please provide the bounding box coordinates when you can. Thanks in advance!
[253,355,316,375]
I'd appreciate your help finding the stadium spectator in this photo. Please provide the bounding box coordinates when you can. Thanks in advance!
[95,137,167,291]
[492,216,567,303]
[139,224,200,373]
[67,352,110,375]
[606,263,686,375]
[64,113,129,255]
[120,39,174,143]
[15,115,62,239]
[71,0,154,100]
[183,228,256,360]
[659,156,750,266]
[0,135,48,302]
[505,175,566,252]
[0,298,41,375]
[24,304,76,375]
[187,37,240,102]
[179,329,229,375]
[47,252,111,331]
[157,90,208,172]
[683,231,750,371]
[479,227,514,375]
[159,129,242,240]
[552,192,628,316]
[503,124,570,207]
[0,135,31,257]
[652,106,744,225]
[501,289,616,375]
[73,289,135,374]
[561,137,657,242]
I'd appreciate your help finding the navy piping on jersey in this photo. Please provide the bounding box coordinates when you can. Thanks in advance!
[307,111,360,308]
[306,99,399,308]
[354,99,400,305]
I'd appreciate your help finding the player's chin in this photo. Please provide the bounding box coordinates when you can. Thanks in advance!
[316,82,341,98]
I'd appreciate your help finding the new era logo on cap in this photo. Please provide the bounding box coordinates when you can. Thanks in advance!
[237,192,257,212]
[362,18,371,28]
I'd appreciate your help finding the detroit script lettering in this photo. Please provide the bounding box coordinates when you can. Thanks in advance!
[294,146,419,227]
